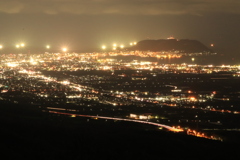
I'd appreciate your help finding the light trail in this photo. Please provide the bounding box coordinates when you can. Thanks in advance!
[48,110,183,132]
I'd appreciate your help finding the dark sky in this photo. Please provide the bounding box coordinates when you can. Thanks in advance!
[0,0,240,55]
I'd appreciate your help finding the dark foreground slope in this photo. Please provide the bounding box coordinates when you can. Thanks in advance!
[0,103,238,160]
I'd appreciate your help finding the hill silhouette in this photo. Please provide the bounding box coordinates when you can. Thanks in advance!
[129,39,213,53]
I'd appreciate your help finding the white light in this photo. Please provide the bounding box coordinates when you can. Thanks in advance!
[16,44,20,48]
[133,42,137,45]
[0,45,2,49]
[30,57,37,65]
[7,63,18,67]
[62,81,70,85]
[113,43,117,47]
[46,45,50,49]
[62,48,67,52]
[120,45,124,49]
[21,43,25,47]
[102,45,106,50]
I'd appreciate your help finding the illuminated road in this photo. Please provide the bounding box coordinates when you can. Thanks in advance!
[48,110,183,132]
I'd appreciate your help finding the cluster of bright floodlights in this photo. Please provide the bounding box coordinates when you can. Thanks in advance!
[0,43,26,49]
[0,41,138,52]
[101,42,137,50]
[0,43,68,52]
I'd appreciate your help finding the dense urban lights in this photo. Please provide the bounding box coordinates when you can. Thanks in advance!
[0,50,234,142]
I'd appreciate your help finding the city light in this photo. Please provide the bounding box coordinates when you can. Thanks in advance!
[102,45,106,50]
[7,63,18,67]
[62,80,70,85]
[120,45,124,49]
[130,42,137,45]
[16,43,25,48]
[0,45,2,49]
[30,57,37,65]
[46,45,50,49]
[62,47,67,52]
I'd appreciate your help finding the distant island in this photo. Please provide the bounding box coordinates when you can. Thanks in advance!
[128,38,213,53]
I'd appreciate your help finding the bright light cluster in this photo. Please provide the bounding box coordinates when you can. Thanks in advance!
[16,43,25,48]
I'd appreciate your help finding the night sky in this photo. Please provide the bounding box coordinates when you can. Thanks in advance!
[0,0,240,55]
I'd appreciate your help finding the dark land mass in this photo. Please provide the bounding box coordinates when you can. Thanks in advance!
[128,39,213,53]
[0,103,239,160]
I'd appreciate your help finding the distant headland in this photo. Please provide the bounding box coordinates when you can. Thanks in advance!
[127,37,213,53]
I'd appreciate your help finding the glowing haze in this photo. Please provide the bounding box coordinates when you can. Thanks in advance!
[1,0,240,15]
[0,0,239,54]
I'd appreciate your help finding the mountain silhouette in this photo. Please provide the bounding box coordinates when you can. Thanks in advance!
[128,39,213,53]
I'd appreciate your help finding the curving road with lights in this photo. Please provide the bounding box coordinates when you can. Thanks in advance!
[48,110,184,132]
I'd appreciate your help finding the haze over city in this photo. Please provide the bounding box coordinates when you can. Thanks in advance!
[0,0,239,55]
